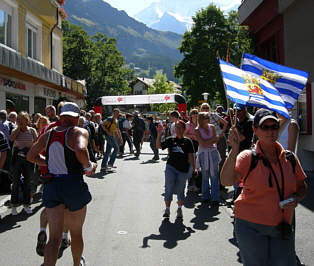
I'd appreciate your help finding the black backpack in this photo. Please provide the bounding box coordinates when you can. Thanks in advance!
[242,148,296,185]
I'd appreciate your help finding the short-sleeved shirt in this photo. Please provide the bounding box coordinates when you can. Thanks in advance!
[234,141,306,226]
[103,117,118,135]
[0,131,9,153]
[161,136,194,173]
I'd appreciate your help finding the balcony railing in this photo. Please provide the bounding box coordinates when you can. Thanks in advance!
[0,44,86,97]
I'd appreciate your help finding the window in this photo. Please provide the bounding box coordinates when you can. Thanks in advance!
[27,24,38,60]
[0,9,12,47]
[26,12,42,62]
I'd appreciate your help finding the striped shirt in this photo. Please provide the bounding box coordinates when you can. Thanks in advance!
[13,127,37,149]
[0,131,9,152]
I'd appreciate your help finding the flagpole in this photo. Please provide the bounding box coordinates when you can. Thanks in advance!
[217,54,235,127]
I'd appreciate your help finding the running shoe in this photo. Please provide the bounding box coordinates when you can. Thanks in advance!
[177,208,183,219]
[23,205,32,214]
[11,207,18,216]
[108,164,117,168]
[60,238,71,249]
[36,231,47,256]
[163,208,170,218]
[80,256,86,266]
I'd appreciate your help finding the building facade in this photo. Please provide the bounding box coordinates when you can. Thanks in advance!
[0,0,86,115]
[238,0,314,170]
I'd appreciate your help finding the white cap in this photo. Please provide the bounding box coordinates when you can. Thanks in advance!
[60,102,80,117]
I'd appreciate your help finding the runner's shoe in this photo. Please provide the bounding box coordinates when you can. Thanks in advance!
[177,208,183,219]
[23,205,32,214]
[163,208,170,218]
[80,256,86,266]
[36,231,47,256]
[11,207,18,216]
[60,238,71,249]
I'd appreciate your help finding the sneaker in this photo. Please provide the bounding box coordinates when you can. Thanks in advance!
[23,205,32,214]
[60,238,71,249]
[108,164,117,168]
[177,208,183,218]
[152,156,159,161]
[80,256,86,266]
[211,201,220,208]
[36,231,47,256]
[163,208,170,218]
[11,207,18,216]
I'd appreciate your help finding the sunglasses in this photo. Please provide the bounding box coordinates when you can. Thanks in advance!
[260,123,279,131]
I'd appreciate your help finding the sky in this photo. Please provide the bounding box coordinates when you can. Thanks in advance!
[103,0,241,16]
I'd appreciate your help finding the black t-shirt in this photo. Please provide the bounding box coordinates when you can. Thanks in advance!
[161,136,194,173]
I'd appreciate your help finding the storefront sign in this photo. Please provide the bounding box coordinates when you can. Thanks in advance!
[43,88,57,99]
[0,77,26,90]
[35,87,58,100]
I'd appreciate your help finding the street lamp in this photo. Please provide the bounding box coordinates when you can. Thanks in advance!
[202,92,209,101]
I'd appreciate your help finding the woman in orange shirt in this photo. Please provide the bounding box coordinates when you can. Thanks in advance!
[221,109,307,266]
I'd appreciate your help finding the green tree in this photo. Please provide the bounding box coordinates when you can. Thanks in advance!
[87,33,133,107]
[62,21,134,108]
[62,21,94,80]
[148,70,176,113]
[174,5,254,108]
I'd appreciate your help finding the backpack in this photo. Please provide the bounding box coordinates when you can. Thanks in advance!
[242,148,296,185]
[118,117,126,132]
[134,117,145,132]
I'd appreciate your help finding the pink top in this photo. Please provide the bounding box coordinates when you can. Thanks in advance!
[185,121,197,140]
[198,125,215,151]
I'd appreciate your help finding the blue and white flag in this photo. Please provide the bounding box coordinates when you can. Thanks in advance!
[241,53,309,109]
[219,59,289,118]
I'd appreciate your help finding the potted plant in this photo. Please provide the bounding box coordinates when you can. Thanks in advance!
[58,7,67,20]
[57,0,65,5]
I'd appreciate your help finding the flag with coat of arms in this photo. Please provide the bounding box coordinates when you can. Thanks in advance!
[241,53,309,109]
[218,59,290,119]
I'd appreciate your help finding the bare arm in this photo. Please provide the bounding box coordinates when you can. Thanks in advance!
[219,117,228,136]
[26,133,48,166]
[195,126,219,146]
[188,152,195,171]
[9,127,20,142]
[288,121,299,152]
[220,127,241,186]
[156,124,164,149]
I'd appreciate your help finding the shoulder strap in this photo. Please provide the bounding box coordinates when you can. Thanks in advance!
[243,149,261,184]
[285,150,296,174]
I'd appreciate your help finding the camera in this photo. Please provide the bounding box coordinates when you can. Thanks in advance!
[276,222,292,240]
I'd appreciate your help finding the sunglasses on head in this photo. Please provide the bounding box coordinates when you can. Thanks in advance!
[260,123,279,131]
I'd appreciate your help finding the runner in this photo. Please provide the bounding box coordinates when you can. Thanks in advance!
[27,102,97,266]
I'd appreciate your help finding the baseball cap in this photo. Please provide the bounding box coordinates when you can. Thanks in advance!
[233,103,245,110]
[253,108,279,127]
[60,102,80,117]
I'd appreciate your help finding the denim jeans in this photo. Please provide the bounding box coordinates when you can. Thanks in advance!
[164,164,188,202]
[235,218,296,266]
[101,135,119,168]
[149,136,159,158]
[10,156,34,205]
[199,149,220,201]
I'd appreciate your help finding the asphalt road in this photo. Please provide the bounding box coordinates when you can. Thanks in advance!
[0,142,313,266]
